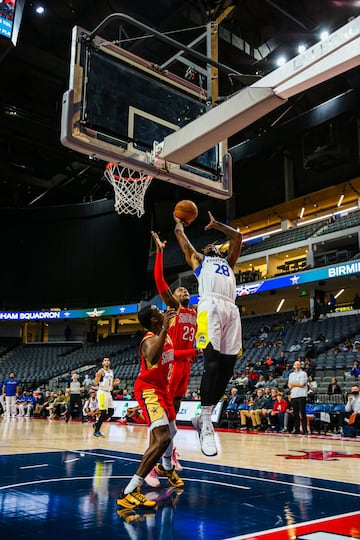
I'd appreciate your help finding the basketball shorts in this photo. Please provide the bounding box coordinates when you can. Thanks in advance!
[97,390,114,411]
[168,359,191,399]
[134,384,175,429]
[196,297,242,355]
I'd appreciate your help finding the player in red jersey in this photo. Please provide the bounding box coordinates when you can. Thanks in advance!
[117,305,196,510]
[144,232,198,487]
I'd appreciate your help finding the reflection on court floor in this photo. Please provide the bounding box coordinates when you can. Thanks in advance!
[0,449,359,539]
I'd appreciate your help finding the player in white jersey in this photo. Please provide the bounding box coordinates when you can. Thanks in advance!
[93,357,120,437]
[174,211,242,457]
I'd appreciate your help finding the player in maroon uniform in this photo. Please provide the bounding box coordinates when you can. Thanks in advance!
[144,232,198,486]
[117,305,195,510]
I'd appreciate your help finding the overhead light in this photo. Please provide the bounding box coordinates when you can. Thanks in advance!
[276,56,286,66]
[300,206,305,219]
[298,44,306,54]
[320,30,329,41]
[35,5,45,14]
[335,289,344,299]
[276,299,285,313]
[337,193,344,207]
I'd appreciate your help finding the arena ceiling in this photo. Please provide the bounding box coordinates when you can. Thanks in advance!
[1,0,360,222]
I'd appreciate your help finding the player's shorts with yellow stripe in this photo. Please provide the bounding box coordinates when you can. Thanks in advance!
[196,296,242,355]
[97,390,114,411]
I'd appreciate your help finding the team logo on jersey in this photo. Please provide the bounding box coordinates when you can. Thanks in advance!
[277,449,360,460]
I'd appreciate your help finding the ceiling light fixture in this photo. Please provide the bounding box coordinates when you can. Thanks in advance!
[337,192,344,207]
[320,30,329,41]
[299,198,305,219]
[35,5,45,14]
[276,56,286,67]
[334,289,344,299]
[276,299,285,313]
[298,44,306,54]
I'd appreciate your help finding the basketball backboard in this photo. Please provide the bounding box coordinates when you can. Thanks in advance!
[61,25,232,199]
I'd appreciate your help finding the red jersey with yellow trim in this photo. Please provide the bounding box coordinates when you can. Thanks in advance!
[135,331,174,390]
[168,305,197,351]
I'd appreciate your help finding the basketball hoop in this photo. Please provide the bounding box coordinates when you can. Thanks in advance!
[104,163,153,218]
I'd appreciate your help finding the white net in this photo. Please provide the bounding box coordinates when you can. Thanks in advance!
[104,163,153,218]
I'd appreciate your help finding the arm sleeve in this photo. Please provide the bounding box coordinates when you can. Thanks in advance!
[154,250,169,295]
[174,348,196,362]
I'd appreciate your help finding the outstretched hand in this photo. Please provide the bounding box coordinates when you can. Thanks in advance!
[204,211,216,231]
[151,231,166,250]
[163,308,177,330]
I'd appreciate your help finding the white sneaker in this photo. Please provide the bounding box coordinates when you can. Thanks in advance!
[172,448,183,472]
[144,467,161,488]
[200,425,218,457]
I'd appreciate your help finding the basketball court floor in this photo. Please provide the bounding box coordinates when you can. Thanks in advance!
[0,417,359,539]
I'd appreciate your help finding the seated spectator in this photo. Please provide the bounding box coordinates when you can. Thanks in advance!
[281,363,292,380]
[352,340,360,353]
[225,387,242,414]
[122,388,132,400]
[282,397,294,433]
[42,391,56,418]
[307,375,318,403]
[275,351,287,376]
[350,360,360,379]
[265,355,275,374]
[303,357,314,377]
[229,371,240,385]
[289,341,301,353]
[267,374,278,388]
[269,391,288,432]
[333,344,340,355]
[263,386,272,400]
[114,388,124,400]
[344,385,360,433]
[342,337,352,352]
[255,374,266,389]
[15,391,28,417]
[24,391,36,417]
[239,388,267,431]
[235,371,249,391]
[328,377,342,395]
[247,367,259,390]
[51,389,67,418]
[254,358,266,375]
[261,388,278,430]
[33,392,45,416]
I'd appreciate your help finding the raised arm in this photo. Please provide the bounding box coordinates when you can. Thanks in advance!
[173,214,203,270]
[151,231,179,310]
[205,211,242,269]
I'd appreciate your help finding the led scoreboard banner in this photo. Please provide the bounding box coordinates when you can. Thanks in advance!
[0,0,24,45]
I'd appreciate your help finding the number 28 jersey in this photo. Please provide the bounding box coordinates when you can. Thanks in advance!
[195,255,236,303]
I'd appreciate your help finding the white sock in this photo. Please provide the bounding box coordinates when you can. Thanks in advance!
[124,474,143,495]
[162,454,173,471]
[201,405,213,428]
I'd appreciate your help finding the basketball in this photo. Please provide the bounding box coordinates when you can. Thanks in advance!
[174,200,198,225]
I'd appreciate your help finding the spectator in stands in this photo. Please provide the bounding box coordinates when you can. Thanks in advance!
[301,333,312,345]
[33,391,45,417]
[288,359,308,435]
[122,388,132,400]
[350,360,360,379]
[265,355,275,374]
[307,375,317,403]
[247,367,259,390]
[281,363,292,380]
[229,371,240,385]
[342,337,352,352]
[225,387,242,411]
[43,391,57,417]
[282,397,294,433]
[51,389,68,419]
[25,391,36,417]
[83,374,93,388]
[275,351,287,376]
[254,358,266,374]
[255,374,266,389]
[352,340,360,353]
[303,357,314,377]
[263,386,272,400]
[353,293,360,310]
[261,388,278,430]
[267,374,278,388]
[327,293,336,313]
[328,377,342,395]
[2,372,19,417]
[114,388,124,400]
[236,371,249,392]
[344,385,360,433]
[239,388,267,430]
[269,391,287,431]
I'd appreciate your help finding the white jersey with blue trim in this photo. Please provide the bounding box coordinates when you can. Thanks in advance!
[194,255,236,303]
[98,368,114,392]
